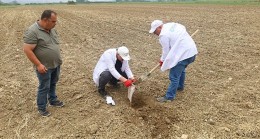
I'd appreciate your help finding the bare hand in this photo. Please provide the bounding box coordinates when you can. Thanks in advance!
[37,64,47,74]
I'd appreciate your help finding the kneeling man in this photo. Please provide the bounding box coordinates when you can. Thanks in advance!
[93,46,135,105]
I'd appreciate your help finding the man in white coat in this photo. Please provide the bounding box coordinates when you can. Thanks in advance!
[149,20,198,102]
[93,46,135,104]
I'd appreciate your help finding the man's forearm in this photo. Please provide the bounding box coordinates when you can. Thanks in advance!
[24,49,41,66]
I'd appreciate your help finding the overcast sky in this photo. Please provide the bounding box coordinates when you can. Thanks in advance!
[1,0,72,3]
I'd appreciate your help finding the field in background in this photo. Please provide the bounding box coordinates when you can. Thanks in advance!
[180,0,260,5]
[0,3,260,139]
[1,0,260,5]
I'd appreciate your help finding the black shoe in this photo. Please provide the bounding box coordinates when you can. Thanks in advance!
[38,109,51,117]
[49,100,64,107]
[177,88,184,91]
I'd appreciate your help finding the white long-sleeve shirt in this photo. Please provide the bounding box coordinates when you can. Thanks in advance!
[93,48,133,86]
[159,22,198,71]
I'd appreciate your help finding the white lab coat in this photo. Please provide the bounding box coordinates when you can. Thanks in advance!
[159,23,198,71]
[93,48,134,86]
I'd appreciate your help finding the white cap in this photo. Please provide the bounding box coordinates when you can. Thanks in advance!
[118,46,130,61]
[149,20,163,33]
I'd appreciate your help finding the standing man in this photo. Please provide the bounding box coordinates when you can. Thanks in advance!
[23,10,64,117]
[93,46,135,105]
[149,20,198,102]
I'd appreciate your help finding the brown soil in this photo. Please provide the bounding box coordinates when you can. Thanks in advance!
[0,3,260,139]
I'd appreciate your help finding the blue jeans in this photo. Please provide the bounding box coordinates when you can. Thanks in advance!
[165,55,196,100]
[36,66,60,110]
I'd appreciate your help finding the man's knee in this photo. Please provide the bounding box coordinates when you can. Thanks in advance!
[99,71,113,88]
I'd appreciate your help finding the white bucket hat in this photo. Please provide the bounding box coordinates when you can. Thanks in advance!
[149,20,163,33]
[118,46,130,60]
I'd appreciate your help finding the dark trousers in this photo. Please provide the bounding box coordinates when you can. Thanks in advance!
[98,68,127,97]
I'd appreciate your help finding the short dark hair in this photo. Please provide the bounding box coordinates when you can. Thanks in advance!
[41,10,57,20]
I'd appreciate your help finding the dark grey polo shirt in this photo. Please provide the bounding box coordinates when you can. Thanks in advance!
[23,22,62,69]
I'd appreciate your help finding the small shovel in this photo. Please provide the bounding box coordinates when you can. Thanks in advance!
[128,84,136,103]
[127,64,159,103]
[135,63,160,84]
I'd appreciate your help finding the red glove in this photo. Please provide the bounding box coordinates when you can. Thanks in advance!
[159,60,163,67]
[124,79,133,87]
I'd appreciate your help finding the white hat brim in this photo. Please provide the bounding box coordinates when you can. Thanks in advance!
[149,28,156,33]
[122,55,130,61]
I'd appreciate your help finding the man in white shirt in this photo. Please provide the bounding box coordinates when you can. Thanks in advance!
[149,20,198,102]
[93,46,135,103]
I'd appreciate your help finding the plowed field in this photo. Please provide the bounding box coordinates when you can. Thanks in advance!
[0,3,260,139]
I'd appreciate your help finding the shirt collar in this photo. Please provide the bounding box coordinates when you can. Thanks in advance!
[35,20,45,31]
[36,20,51,33]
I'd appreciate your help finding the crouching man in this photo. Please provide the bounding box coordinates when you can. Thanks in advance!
[93,46,135,105]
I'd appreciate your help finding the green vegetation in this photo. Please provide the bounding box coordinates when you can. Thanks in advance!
[68,0,76,4]
[117,0,259,5]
